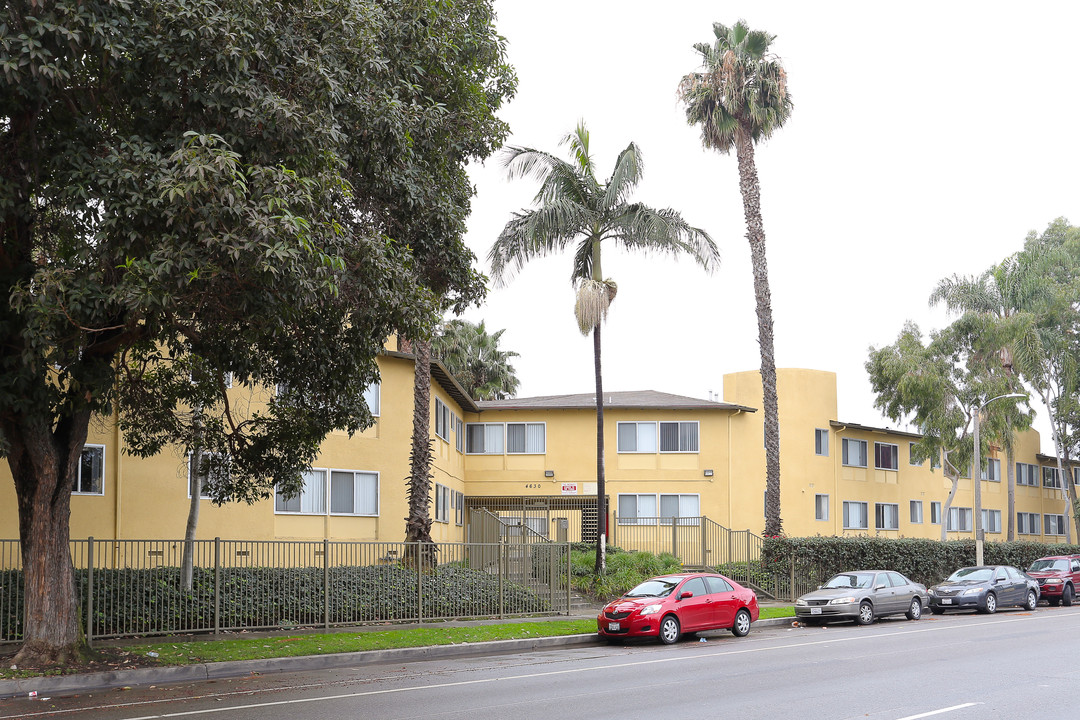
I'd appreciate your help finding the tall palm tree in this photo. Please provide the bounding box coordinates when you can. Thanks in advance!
[490,121,718,574]
[433,319,520,400]
[679,20,793,537]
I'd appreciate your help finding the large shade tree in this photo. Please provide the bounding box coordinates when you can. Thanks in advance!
[679,20,793,537]
[1,0,512,664]
[433,319,520,400]
[489,122,718,573]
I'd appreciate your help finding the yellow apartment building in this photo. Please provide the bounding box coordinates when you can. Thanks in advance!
[0,355,1075,548]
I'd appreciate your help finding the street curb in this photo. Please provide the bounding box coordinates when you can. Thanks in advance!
[0,617,792,698]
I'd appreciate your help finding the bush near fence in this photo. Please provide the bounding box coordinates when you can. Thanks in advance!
[762,536,1080,588]
[1,564,551,642]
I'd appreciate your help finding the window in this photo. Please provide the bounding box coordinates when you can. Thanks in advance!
[659,422,699,453]
[329,470,378,515]
[1074,467,1080,486]
[909,442,923,466]
[815,429,829,457]
[617,422,657,453]
[618,494,699,525]
[947,507,972,532]
[910,500,923,524]
[704,576,734,593]
[466,423,504,454]
[875,503,899,530]
[660,494,700,524]
[931,452,941,470]
[188,451,227,499]
[842,501,868,530]
[842,438,868,468]
[1045,514,1066,536]
[1043,466,1061,489]
[73,445,105,495]
[874,443,898,471]
[434,398,451,442]
[455,416,464,453]
[617,493,658,525]
[453,490,465,525]
[815,494,829,521]
[981,509,1002,534]
[982,458,1001,482]
[930,501,942,525]
[434,483,451,523]
[363,382,380,417]
[275,469,327,514]
[507,422,545,454]
[1017,462,1038,486]
[1017,512,1040,535]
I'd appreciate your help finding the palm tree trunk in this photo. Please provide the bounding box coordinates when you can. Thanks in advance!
[405,338,437,570]
[593,322,607,575]
[735,131,782,537]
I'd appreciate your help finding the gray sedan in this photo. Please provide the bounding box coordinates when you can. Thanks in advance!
[927,565,1039,614]
[795,570,928,626]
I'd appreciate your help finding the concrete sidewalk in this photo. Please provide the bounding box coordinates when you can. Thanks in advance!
[0,612,794,699]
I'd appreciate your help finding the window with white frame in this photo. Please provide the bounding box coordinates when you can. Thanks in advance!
[434,398,451,442]
[1074,467,1080,486]
[981,509,1002,534]
[1017,512,1040,535]
[363,382,380,417]
[930,501,942,525]
[188,451,227,499]
[275,469,327,514]
[874,443,898,471]
[842,438,868,468]
[329,470,378,515]
[1042,466,1062,488]
[947,507,973,532]
[1016,462,1038,486]
[453,490,465,525]
[815,494,829,521]
[434,483,451,523]
[875,503,899,530]
[815,429,829,457]
[909,442,923,466]
[1045,514,1066,536]
[660,421,699,453]
[982,458,1001,482]
[507,422,545,454]
[617,422,657,453]
[842,501,868,530]
[454,416,464,453]
[465,423,504,454]
[910,500,923,524]
[660,494,700,524]
[73,445,105,495]
[617,493,658,524]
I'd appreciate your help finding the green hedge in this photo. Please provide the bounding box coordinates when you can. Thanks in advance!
[762,536,1080,588]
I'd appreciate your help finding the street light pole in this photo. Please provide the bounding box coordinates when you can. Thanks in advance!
[973,392,1027,566]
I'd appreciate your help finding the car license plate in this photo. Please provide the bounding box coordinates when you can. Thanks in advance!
[608,622,620,631]
[810,607,822,615]
[941,598,952,605]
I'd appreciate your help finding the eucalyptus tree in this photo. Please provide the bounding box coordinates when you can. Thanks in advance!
[678,20,793,537]
[433,319,520,400]
[490,122,718,573]
[1,0,512,664]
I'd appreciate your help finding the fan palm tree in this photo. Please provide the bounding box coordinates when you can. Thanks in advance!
[489,121,718,574]
[679,20,793,537]
[433,319,520,400]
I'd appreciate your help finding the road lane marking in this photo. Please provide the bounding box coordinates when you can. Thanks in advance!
[895,702,981,720]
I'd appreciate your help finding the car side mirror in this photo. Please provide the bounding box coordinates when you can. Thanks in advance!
[680,591,694,599]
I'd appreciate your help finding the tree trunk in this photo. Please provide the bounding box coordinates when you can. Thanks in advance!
[941,472,960,543]
[8,413,90,665]
[181,410,206,591]
[405,338,437,570]
[593,322,606,576]
[1006,447,1016,541]
[735,131,782,537]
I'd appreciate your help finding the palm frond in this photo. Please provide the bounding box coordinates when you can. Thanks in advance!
[608,205,720,272]
[488,201,592,284]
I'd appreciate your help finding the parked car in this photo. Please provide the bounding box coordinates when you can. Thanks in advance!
[927,565,1039,614]
[597,572,759,644]
[1026,555,1080,606]
[795,570,927,626]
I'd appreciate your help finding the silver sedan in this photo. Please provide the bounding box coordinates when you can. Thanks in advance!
[795,570,928,626]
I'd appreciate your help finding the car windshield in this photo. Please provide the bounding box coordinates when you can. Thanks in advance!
[823,573,875,589]
[1029,559,1069,572]
[624,578,680,598]
[947,567,992,583]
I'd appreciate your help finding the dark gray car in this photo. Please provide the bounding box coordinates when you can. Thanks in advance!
[795,570,927,626]
[927,565,1039,614]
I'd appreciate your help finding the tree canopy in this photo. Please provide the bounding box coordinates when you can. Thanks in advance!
[432,319,520,400]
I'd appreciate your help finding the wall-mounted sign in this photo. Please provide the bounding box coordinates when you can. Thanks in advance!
[561,483,578,495]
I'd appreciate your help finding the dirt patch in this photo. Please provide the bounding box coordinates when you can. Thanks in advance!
[0,645,163,680]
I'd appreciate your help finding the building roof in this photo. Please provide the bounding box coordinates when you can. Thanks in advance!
[382,350,479,413]
[476,390,755,413]
[830,420,923,440]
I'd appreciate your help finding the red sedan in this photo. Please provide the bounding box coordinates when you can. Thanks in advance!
[597,572,759,644]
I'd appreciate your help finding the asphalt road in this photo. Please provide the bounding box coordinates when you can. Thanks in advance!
[6,606,1079,720]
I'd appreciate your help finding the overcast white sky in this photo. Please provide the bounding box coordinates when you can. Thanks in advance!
[457,1,1080,454]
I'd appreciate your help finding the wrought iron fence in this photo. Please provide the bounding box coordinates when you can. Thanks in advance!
[0,538,572,646]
